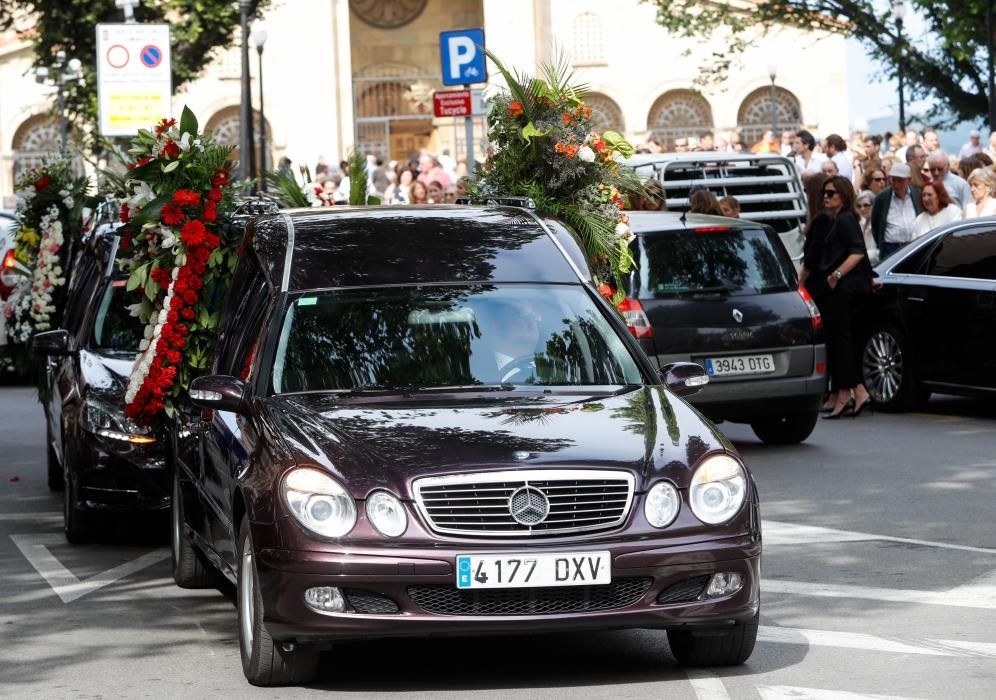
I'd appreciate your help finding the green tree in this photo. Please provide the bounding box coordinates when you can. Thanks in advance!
[1,0,267,145]
[645,0,996,127]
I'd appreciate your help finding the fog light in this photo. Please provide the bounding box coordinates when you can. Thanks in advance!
[304,586,345,612]
[704,572,743,599]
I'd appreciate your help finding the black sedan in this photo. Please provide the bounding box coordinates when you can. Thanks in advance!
[862,217,996,411]
[33,230,164,542]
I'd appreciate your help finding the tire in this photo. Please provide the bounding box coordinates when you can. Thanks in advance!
[750,411,818,445]
[46,426,63,491]
[171,469,216,588]
[862,325,918,412]
[668,609,759,667]
[62,445,89,545]
[238,518,319,686]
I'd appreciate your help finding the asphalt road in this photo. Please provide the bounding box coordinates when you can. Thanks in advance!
[1,385,995,699]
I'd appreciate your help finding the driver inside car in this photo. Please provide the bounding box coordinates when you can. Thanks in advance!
[471,298,545,384]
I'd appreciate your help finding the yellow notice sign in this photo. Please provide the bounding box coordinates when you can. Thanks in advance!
[96,23,172,137]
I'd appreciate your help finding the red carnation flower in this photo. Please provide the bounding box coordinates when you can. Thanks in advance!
[155,117,177,137]
[166,350,181,365]
[120,232,131,251]
[203,201,217,222]
[207,187,222,203]
[180,219,207,247]
[35,175,50,191]
[161,202,184,226]
[120,203,130,224]
[173,190,201,207]
[162,139,180,160]
[181,308,195,320]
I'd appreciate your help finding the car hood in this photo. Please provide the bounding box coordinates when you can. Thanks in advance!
[79,348,133,401]
[264,386,734,499]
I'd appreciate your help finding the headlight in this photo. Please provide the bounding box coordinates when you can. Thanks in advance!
[81,395,154,443]
[689,454,747,525]
[282,468,356,538]
[644,481,680,528]
[365,491,408,537]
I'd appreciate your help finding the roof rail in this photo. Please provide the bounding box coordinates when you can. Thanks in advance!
[234,197,281,216]
[455,195,536,209]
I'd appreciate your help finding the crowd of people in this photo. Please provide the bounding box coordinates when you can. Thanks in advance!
[288,149,472,205]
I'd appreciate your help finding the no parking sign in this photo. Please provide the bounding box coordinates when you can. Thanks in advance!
[96,23,172,136]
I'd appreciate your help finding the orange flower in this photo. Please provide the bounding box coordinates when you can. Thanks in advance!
[508,101,524,117]
[562,113,573,125]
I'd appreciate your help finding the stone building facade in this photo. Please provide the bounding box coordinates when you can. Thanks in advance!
[0,0,849,203]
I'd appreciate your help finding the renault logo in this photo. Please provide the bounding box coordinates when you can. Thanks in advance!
[732,308,744,324]
[508,486,549,526]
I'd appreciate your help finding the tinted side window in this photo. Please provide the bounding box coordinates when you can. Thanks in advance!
[923,228,996,280]
[215,256,270,379]
[62,257,99,336]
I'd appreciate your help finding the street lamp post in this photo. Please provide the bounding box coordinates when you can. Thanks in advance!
[238,0,256,186]
[35,51,83,154]
[892,1,907,133]
[767,63,778,139]
[252,22,267,192]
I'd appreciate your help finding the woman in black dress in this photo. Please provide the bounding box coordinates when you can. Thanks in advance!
[798,173,834,411]
[818,175,874,419]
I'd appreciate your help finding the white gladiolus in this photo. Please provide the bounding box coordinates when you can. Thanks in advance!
[577,145,596,163]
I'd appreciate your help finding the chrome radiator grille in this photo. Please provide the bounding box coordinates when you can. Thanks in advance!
[412,470,635,537]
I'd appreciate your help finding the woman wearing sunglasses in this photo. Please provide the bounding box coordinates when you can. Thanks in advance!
[818,176,874,419]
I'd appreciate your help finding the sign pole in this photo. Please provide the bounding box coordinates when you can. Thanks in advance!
[463,83,474,171]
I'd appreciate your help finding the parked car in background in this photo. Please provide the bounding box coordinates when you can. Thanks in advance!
[620,211,826,444]
[624,152,808,262]
[32,226,165,542]
[1,210,31,349]
[862,217,996,411]
[169,203,761,686]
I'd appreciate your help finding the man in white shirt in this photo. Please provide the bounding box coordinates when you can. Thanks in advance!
[824,133,854,179]
[959,130,983,160]
[871,163,922,259]
[793,130,826,176]
[927,150,972,208]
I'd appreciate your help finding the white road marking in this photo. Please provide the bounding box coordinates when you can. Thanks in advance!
[0,511,62,521]
[758,685,923,700]
[758,625,953,657]
[685,670,731,700]
[763,520,996,555]
[10,534,168,604]
[763,577,996,611]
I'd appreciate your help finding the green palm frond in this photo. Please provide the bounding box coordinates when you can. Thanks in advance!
[265,169,309,208]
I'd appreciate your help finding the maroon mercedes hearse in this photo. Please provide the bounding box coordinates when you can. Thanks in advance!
[169,204,761,686]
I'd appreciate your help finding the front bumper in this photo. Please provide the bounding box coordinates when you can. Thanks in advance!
[255,535,761,643]
[76,434,168,512]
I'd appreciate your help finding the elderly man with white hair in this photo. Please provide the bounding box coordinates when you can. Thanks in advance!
[871,162,922,259]
[926,150,972,208]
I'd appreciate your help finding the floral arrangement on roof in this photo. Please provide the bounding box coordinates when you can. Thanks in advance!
[463,52,644,297]
[116,106,240,424]
[2,158,90,369]
[267,166,335,208]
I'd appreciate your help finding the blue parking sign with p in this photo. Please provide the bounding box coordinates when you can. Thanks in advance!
[440,28,486,86]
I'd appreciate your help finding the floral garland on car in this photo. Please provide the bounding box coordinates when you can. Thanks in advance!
[3,159,89,354]
[463,53,645,299]
[116,107,239,424]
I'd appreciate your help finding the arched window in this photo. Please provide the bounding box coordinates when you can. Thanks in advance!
[572,13,604,65]
[584,92,625,134]
[12,115,61,181]
[204,106,273,171]
[737,86,802,147]
[647,90,714,149]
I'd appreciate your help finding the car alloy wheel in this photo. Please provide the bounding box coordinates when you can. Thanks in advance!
[863,330,904,403]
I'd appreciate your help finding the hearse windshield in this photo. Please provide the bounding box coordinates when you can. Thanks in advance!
[270,284,643,394]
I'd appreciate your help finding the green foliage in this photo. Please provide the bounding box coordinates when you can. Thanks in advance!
[644,0,996,127]
[0,1,268,145]
[347,150,369,206]
[265,169,311,208]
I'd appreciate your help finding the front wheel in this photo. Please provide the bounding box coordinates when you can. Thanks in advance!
[238,518,319,686]
[171,469,216,588]
[46,425,63,491]
[668,609,759,666]
[862,326,919,412]
[749,411,818,445]
[62,445,89,544]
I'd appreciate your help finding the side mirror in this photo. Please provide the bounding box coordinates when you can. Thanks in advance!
[660,362,709,397]
[32,329,74,356]
[189,375,252,414]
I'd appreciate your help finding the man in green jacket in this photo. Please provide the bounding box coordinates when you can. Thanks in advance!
[871,163,922,259]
